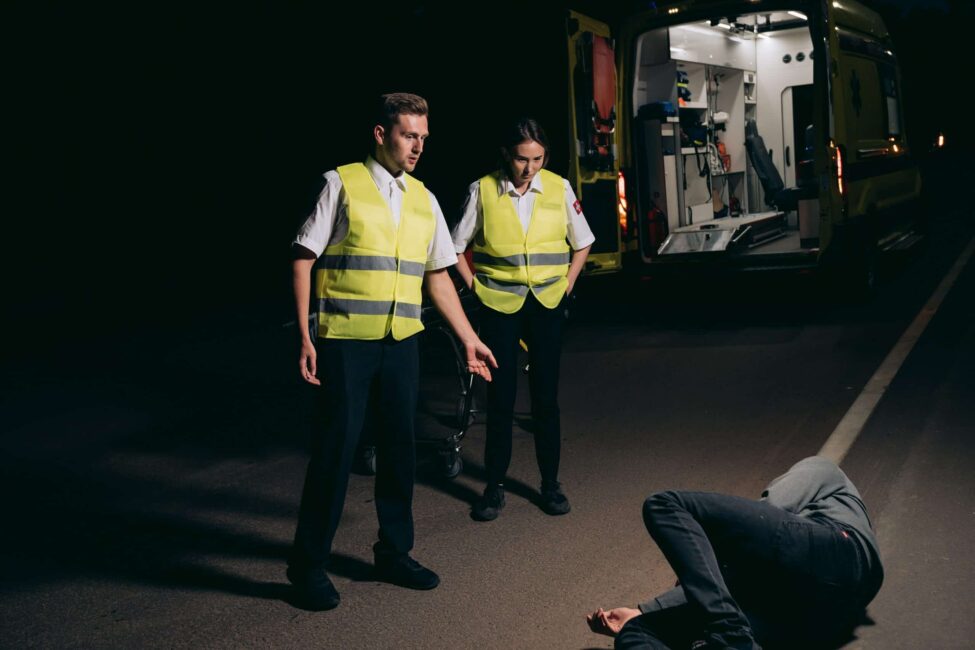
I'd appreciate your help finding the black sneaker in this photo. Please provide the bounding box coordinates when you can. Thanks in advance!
[471,485,505,521]
[540,481,571,516]
[286,567,340,611]
[374,554,440,590]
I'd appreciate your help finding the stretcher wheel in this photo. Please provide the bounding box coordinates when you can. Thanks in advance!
[443,454,463,479]
[456,396,476,428]
[455,396,466,425]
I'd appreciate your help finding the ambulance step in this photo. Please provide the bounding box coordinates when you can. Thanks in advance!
[883,231,924,252]
[657,211,786,255]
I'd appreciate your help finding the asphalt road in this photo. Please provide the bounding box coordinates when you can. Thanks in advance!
[2,205,973,649]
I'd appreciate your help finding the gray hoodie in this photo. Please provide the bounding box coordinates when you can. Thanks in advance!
[761,455,881,578]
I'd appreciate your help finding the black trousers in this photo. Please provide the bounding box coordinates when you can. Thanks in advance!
[616,491,880,650]
[289,335,419,575]
[479,292,565,488]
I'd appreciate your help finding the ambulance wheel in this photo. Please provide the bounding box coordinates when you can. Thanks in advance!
[849,242,880,302]
[823,228,880,303]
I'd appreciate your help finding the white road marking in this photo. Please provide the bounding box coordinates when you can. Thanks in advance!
[819,235,975,463]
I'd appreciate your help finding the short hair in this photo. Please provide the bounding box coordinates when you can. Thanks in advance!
[376,92,429,130]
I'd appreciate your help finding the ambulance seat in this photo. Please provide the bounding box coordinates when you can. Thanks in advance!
[744,119,812,212]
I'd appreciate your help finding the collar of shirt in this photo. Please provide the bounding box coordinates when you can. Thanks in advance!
[366,156,408,194]
[498,170,544,198]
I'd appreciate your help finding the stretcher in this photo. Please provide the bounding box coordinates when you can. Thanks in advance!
[352,285,482,479]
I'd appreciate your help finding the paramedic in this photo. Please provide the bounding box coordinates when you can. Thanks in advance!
[587,456,884,649]
[452,117,593,521]
[287,93,497,611]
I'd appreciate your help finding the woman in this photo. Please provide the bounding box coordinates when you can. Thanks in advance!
[452,117,593,521]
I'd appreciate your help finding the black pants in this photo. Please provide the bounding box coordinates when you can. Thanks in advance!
[479,292,565,487]
[289,335,419,575]
[616,491,880,650]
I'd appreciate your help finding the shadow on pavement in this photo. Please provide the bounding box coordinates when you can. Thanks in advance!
[0,456,292,599]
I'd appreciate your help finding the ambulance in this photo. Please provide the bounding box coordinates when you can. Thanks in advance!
[562,0,923,291]
[401,0,920,294]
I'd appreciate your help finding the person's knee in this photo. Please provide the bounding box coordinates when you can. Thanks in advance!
[643,490,681,528]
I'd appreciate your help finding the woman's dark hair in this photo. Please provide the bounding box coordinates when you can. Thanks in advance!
[499,117,550,176]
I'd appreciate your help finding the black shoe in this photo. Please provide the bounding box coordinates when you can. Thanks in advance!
[374,555,440,590]
[286,567,340,611]
[540,481,571,516]
[471,485,505,521]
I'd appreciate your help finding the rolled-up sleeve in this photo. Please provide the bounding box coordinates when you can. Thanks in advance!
[425,191,459,271]
[563,179,595,250]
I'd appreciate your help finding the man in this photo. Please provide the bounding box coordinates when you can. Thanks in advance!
[287,93,496,611]
[587,456,884,649]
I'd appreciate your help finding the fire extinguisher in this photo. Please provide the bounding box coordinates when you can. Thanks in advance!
[645,203,668,254]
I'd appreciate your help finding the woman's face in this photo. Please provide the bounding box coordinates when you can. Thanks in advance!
[505,139,546,190]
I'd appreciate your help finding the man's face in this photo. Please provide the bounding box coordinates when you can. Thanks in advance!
[375,113,429,175]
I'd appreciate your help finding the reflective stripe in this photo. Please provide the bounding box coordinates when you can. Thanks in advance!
[321,255,425,277]
[528,252,571,266]
[398,260,426,277]
[531,275,561,289]
[319,298,423,320]
[394,302,423,319]
[322,255,426,277]
[473,251,527,267]
[477,275,530,296]
[319,297,392,316]
[322,255,397,271]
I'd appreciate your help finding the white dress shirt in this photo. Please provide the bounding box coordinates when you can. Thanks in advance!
[451,171,596,253]
[294,157,458,271]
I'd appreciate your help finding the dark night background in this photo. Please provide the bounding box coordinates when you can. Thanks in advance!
[2,5,973,645]
[4,0,963,364]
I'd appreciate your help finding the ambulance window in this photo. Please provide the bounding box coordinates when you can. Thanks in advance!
[843,57,886,142]
[878,63,902,138]
[838,28,902,142]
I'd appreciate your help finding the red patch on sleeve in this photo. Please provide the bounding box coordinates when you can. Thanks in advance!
[573,199,582,215]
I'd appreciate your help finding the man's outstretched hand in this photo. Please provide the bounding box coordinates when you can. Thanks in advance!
[464,337,497,382]
[586,607,641,637]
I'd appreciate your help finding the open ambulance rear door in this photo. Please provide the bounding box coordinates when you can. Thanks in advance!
[567,11,623,275]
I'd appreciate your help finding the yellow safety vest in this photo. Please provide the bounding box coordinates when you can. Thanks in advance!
[472,169,570,313]
[315,163,434,340]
